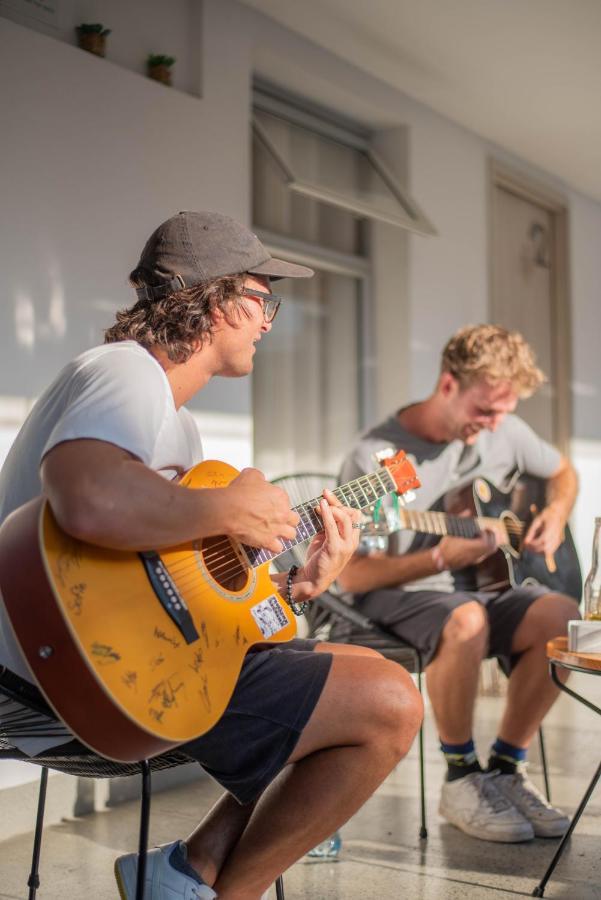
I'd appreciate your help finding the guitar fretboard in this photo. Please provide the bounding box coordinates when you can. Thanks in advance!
[400,509,483,539]
[243,468,400,567]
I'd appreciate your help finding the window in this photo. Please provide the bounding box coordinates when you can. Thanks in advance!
[251,86,433,478]
[252,267,364,477]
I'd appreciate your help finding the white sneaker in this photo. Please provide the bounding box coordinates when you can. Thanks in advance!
[492,768,570,837]
[115,840,217,899]
[439,771,534,842]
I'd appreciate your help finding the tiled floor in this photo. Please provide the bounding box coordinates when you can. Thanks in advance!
[1,674,599,899]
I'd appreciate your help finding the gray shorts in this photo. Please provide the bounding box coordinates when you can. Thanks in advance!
[179,638,330,804]
[43,639,331,806]
[356,584,578,675]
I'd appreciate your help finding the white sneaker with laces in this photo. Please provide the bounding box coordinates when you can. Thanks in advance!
[492,768,570,837]
[114,840,217,899]
[439,771,534,842]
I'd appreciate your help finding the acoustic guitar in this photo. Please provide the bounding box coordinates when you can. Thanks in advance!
[0,452,419,762]
[395,474,582,600]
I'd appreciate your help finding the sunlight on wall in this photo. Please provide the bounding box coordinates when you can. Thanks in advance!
[0,402,254,474]
[191,411,253,472]
[0,760,40,790]
[15,293,35,349]
[0,397,37,466]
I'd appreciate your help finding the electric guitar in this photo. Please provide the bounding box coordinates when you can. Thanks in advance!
[395,474,581,599]
[0,453,419,762]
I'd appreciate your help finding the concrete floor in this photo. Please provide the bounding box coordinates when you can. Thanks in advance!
[1,675,600,899]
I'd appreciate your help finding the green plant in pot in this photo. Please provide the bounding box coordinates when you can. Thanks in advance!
[76,23,111,58]
[147,54,176,86]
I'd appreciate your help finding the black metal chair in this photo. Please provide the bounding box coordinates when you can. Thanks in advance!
[272,472,553,841]
[0,665,286,900]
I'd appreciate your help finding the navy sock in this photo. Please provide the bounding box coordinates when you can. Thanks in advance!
[440,738,482,782]
[487,737,527,775]
[168,841,204,885]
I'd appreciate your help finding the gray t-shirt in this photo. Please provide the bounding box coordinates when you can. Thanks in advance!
[0,341,203,754]
[339,410,562,593]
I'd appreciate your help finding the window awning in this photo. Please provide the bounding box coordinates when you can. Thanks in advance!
[253,107,436,237]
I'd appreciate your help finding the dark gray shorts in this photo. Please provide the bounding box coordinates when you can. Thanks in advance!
[43,638,331,806]
[356,584,578,675]
[179,638,330,804]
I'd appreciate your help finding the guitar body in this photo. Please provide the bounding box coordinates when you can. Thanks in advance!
[0,460,296,761]
[439,475,582,600]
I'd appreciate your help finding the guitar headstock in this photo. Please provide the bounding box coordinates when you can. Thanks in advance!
[380,450,421,497]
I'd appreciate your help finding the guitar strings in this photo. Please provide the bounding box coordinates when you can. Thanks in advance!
[162,465,408,586]
[163,513,527,591]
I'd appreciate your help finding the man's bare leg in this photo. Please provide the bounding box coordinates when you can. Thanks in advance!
[497,593,578,747]
[425,601,489,742]
[185,645,390,884]
[189,650,422,900]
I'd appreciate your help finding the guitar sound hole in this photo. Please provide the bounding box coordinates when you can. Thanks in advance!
[202,536,249,592]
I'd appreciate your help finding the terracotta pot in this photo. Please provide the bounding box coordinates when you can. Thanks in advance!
[77,33,106,57]
[148,64,172,86]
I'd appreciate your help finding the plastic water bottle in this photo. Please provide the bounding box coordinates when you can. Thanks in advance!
[306,830,342,859]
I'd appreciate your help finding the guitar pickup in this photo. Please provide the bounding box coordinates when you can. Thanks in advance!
[139,551,200,645]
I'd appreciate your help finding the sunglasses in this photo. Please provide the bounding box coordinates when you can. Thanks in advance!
[241,287,282,323]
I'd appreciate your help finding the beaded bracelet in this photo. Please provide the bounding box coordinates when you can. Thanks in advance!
[285,564,310,616]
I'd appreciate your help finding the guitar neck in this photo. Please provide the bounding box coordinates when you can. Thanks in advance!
[399,509,498,539]
[243,468,399,567]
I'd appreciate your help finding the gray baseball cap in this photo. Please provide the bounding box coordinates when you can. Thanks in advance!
[134,211,313,301]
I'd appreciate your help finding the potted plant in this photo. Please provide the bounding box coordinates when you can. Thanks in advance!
[75,23,111,58]
[146,54,176,86]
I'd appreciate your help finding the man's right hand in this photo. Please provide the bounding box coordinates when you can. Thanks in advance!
[225,468,300,553]
[438,530,499,571]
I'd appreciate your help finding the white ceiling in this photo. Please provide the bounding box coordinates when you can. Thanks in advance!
[241,0,601,203]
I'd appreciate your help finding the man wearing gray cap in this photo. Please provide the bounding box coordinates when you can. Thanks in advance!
[0,212,423,899]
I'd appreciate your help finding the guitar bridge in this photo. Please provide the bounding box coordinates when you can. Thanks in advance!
[139,551,199,645]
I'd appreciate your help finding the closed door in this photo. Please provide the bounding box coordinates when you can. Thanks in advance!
[491,181,569,447]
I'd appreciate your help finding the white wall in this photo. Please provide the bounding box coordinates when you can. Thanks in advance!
[0,2,252,437]
[0,0,201,94]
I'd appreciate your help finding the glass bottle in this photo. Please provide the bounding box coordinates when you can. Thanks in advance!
[306,830,342,859]
[583,518,601,620]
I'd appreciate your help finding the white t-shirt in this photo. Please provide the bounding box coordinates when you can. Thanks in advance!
[0,341,203,753]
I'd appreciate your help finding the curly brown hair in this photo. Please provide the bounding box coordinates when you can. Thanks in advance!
[104,274,246,363]
[441,324,545,398]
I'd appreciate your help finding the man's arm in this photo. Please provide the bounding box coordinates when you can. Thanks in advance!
[338,531,498,594]
[41,438,360,603]
[41,438,300,553]
[337,547,441,594]
[523,455,579,554]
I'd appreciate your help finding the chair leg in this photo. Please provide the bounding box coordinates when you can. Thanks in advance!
[275,874,285,899]
[417,665,428,840]
[27,767,48,900]
[538,727,551,802]
[136,761,152,900]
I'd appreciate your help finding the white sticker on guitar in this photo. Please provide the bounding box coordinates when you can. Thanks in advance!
[250,595,289,638]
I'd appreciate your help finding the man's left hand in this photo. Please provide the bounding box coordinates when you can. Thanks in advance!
[523,505,565,555]
[293,490,361,602]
